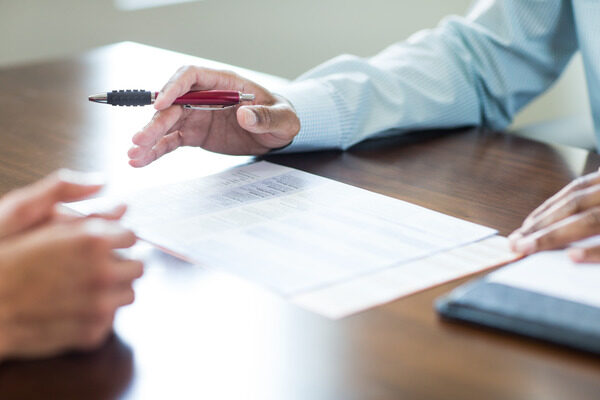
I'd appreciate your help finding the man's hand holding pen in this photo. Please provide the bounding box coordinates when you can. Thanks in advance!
[127,66,301,166]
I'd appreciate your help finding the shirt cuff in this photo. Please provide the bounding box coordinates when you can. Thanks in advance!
[273,79,342,153]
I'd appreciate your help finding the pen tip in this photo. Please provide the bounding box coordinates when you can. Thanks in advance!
[88,93,107,103]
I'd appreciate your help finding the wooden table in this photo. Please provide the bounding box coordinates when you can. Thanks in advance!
[1,42,599,400]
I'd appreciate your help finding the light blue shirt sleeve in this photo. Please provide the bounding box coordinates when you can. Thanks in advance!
[276,0,578,152]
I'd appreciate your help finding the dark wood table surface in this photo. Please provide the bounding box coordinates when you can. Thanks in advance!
[1,42,600,400]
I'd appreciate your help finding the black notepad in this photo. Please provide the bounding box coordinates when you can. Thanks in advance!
[436,278,600,354]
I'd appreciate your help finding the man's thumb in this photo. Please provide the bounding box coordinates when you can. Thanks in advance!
[237,105,298,137]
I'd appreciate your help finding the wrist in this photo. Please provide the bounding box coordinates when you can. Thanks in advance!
[273,93,296,112]
[273,79,342,153]
[273,93,301,140]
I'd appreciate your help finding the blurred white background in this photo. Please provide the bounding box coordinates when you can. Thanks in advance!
[0,0,594,148]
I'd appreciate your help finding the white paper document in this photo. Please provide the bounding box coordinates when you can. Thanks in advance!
[488,249,600,309]
[69,161,507,318]
[292,235,514,318]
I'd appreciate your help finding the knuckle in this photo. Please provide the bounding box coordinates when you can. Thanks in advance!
[191,65,208,77]
[130,260,145,279]
[583,208,600,227]
[90,296,115,319]
[93,264,116,288]
[174,77,186,91]
[124,288,136,306]
[175,65,195,81]
[48,170,71,190]
[565,193,583,214]
[571,176,589,191]
[153,114,168,132]
[533,234,551,250]
[219,69,237,79]
[528,234,540,248]
[136,260,145,276]
[53,178,70,194]
[582,247,600,262]
[79,323,110,349]
[220,69,241,87]
[5,197,33,221]
[123,230,137,247]
[257,107,272,127]
[0,190,16,207]
[183,65,202,79]
[579,248,592,261]
[44,170,64,189]
[150,109,161,123]
[80,232,109,255]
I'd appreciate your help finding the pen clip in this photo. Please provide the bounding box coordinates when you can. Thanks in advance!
[183,104,236,111]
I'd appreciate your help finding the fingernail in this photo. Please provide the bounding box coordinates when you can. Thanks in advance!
[108,203,127,215]
[507,232,524,252]
[568,248,585,262]
[242,108,257,126]
[57,169,106,186]
[508,231,521,243]
[83,218,119,235]
[513,236,536,255]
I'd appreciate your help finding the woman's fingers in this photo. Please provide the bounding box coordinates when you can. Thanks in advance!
[519,185,600,237]
[0,171,104,239]
[110,259,144,285]
[54,203,128,224]
[81,219,137,250]
[512,207,600,255]
[509,171,600,250]
[522,172,600,229]
[568,245,600,263]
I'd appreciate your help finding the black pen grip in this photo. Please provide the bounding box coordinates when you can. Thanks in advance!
[107,90,152,106]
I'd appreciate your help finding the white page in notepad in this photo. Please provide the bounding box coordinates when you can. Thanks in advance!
[488,248,600,308]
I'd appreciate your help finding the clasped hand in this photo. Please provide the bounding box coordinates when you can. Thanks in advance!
[0,171,142,360]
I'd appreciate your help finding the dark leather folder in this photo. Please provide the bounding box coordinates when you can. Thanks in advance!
[436,278,600,354]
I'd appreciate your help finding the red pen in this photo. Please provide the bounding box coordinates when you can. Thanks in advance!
[88,89,255,110]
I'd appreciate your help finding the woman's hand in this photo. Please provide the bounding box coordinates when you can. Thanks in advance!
[0,219,141,359]
[0,171,143,360]
[509,169,600,262]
